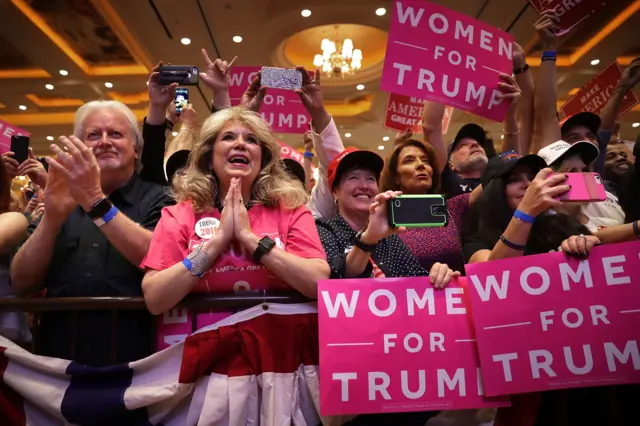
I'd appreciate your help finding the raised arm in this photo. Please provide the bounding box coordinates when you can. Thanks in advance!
[499,74,523,153]
[166,104,199,158]
[200,49,237,112]
[512,42,535,153]
[532,10,562,152]
[421,101,447,175]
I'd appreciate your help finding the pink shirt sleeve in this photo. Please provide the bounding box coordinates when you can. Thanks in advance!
[140,204,190,271]
[286,206,328,260]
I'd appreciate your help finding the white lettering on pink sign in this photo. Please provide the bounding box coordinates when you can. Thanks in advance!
[465,241,640,397]
[381,1,514,122]
[318,278,509,415]
[228,66,311,134]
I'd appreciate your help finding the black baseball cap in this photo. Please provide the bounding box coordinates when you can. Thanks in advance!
[282,159,306,184]
[448,123,487,158]
[481,150,547,187]
[164,149,190,183]
[560,112,601,136]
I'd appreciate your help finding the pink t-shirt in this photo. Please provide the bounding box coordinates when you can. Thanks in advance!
[141,200,326,349]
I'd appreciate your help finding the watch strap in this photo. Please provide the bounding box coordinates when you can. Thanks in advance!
[87,198,113,219]
[252,236,276,264]
[93,205,118,227]
[352,230,377,252]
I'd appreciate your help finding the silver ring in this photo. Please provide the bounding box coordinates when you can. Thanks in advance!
[309,79,316,85]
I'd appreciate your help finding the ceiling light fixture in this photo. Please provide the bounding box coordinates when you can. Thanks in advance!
[47,136,54,141]
[18,105,27,111]
[233,35,243,43]
[356,84,365,90]
[45,84,54,90]
[59,69,68,76]
[376,8,386,16]
[104,82,113,88]
[180,37,191,45]
[633,122,640,128]
[383,136,390,141]
[313,25,362,79]
[345,133,352,138]
[301,9,311,17]
[590,59,600,66]
[378,145,385,150]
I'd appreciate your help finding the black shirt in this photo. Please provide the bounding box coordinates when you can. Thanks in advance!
[441,167,480,198]
[140,118,169,186]
[31,173,174,366]
[315,215,427,278]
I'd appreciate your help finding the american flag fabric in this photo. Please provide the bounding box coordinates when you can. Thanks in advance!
[0,303,350,426]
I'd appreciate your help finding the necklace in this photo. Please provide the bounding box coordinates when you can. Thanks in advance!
[214,196,254,212]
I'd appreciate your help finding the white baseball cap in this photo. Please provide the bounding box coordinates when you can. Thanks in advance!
[537,140,599,167]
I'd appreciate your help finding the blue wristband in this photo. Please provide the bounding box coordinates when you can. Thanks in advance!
[514,209,535,224]
[94,205,118,227]
[541,51,557,60]
[304,151,314,158]
[182,257,204,278]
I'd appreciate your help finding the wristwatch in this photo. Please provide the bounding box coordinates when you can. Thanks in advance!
[87,198,113,219]
[252,236,276,264]
[351,230,377,252]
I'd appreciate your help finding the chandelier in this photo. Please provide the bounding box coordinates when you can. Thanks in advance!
[313,26,362,78]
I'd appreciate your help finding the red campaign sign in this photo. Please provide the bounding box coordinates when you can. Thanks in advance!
[318,277,510,416]
[228,66,311,134]
[0,118,30,154]
[464,241,640,397]
[529,0,608,35]
[380,0,514,123]
[384,94,454,134]
[561,61,639,118]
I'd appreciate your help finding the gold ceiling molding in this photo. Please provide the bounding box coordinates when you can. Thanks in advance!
[25,94,84,108]
[0,69,51,79]
[0,109,148,126]
[9,0,149,76]
[107,91,149,105]
[526,1,640,67]
[325,95,373,117]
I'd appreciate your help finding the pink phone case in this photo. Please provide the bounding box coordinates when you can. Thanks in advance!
[558,173,606,202]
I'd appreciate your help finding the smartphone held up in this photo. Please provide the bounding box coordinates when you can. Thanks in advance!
[556,172,607,202]
[174,88,189,116]
[260,67,303,91]
[158,65,200,86]
[387,195,448,228]
[10,135,30,164]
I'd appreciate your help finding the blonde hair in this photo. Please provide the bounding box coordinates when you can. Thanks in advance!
[173,107,308,212]
[73,100,144,173]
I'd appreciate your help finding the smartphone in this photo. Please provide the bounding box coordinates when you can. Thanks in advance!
[557,172,607,202]
[24,188,35,200]
[10,135,29,164]
[175,88,189,115]
[260,67,302,91]
[158,65,199,85]
[387,195,448,228]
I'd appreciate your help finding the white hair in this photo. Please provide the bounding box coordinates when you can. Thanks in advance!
[73,100,144,173]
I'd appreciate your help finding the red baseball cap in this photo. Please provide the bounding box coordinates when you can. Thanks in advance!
[327,148,384,190]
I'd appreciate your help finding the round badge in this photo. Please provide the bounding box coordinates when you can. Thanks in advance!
[195,217,220,240]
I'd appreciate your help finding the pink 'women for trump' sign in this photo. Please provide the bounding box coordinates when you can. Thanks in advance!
[465,241,640,397]
[228,66,311,134]
[381,0,514,122]
[318,277,510,416]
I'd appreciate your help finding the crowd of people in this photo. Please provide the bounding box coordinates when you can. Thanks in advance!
[0,6,639,426]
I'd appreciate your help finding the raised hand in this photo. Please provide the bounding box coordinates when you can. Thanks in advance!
[394,128,413,145]
[17,148,48,188]
[534,9,560,50]
[429,262,460,289]
[180,103,198,129]
[46,136,104,212]
[498,73,521,101]
[240,72,266,112]
[618,57,640,91]
[518,168,570,217]
[42,164,76,224]
[2,152,19,180]
[361,191,405,244]
[200,49,237,92]
[295,67,324,115]
[148,61,178,109]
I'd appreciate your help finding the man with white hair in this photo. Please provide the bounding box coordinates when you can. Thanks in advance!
[11,100,173,366]
[442,123,490,197]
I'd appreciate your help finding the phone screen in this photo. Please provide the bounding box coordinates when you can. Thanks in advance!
[175,88,189,115]
[10,135,29,164]
[388,195,448,228]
